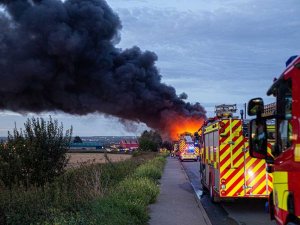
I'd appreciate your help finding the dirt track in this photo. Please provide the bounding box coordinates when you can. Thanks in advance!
[67,153,132,168]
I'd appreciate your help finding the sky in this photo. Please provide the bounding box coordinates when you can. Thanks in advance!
[0,0,300,136]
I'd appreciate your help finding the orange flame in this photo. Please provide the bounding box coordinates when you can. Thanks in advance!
[165,115,204,140]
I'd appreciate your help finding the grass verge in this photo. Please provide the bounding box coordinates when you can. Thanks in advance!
[0,152,166,225]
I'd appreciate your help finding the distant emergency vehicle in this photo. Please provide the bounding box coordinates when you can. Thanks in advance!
[178,133,198,161]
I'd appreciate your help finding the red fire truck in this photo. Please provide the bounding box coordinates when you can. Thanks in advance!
[247,55,300,225]
[199,104,273,202]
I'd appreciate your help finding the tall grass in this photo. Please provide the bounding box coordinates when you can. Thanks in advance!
[0,152,167,225]
[134,156,166,181]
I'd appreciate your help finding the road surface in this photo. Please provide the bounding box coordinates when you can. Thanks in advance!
[181,160,277,225]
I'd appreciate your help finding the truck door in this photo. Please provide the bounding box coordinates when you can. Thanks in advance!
[244,129,272,197]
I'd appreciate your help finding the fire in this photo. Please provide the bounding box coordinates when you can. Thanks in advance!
[166,115,204,140]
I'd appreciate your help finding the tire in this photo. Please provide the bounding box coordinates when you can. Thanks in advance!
[202,182,209,193]
[209,184,220,203]
[209,184,215,202]
[200,164,207,191]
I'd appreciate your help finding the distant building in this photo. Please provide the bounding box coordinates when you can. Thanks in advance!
[69,142,103,150]
[119,139,139,151]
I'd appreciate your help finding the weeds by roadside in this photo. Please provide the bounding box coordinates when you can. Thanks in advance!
[0,152,167,225]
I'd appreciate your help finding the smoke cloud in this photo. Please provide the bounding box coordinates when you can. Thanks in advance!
[0,0,206,137]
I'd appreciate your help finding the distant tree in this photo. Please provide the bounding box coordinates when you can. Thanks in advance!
[138,130,162,152]
[0,117,72,188]
[161,141,173,150]
[73,136,83,143]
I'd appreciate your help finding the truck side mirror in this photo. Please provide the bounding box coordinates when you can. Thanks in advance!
[249,119,268,159]
[248,98,264,116]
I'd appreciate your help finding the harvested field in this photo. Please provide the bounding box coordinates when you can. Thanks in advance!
[67,153,132,168]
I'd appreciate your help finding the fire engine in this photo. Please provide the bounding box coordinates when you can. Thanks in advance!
[178,133,198,161]
[247,55,300,225]
[199,104,273,202]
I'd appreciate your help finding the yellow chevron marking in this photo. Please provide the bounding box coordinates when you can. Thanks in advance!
[249,167,265,188]
[245,157,258,169]
[234,156,245,169]
[220,134,230,145]
[221,144,244,174]
[222,154,245,179]
[250,160,265,175]
[227,178,245,197]
[222,120,239,137]
[245,158,258,183]
[220,134,243,163]
[220,146,230,162]
[250,163,266,186]
[247,160,265,186]
[250,173,266,194]
[220,146,242,167]
[224,158,257,192]
[252,180,267,195]
[268,174,273,189]
[225,168,244,189]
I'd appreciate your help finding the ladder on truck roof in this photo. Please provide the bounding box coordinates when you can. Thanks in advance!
[215,104,237,118]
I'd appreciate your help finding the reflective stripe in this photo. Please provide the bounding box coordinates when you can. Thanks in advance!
[273,171,288,211]
[295,144,300,162]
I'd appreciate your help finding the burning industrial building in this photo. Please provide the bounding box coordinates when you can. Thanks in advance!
[0,0,206,139]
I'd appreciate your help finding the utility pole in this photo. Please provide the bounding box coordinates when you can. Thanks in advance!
[244,103,247,119]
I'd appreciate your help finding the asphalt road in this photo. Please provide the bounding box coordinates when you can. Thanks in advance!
[181,160,277,225]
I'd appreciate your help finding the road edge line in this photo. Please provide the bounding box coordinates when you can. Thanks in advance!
[179,161,213,225]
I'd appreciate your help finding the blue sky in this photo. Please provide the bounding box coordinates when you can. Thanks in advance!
[0,0,299,136]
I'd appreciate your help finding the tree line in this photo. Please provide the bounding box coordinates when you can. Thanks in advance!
[0,117,171,189]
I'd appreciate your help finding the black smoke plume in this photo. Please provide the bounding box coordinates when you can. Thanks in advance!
[0,0,206,135]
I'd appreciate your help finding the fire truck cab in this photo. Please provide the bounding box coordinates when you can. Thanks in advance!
[247,56,300,225]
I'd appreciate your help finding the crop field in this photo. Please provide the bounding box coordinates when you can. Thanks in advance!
[67,153,132,168]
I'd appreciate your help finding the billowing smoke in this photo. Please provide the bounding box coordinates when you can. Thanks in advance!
[0,0,206,137]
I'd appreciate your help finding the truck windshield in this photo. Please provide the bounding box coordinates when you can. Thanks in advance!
[276,78,292,153]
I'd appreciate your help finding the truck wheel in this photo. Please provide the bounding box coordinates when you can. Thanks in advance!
[201,178,208,192]
[209,184,215,202]
[209,184,220,203]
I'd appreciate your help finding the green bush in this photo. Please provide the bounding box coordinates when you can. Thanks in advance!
[43,210,91,225]
[0,186,54,225]
[114,177,159,205]
[151,156,166,168]
[0,158,141,225]
[0,117,72,188]
[134,164,162,181]
[89,194,148,225]
[85,177,159,225]
[133,156,166,181]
